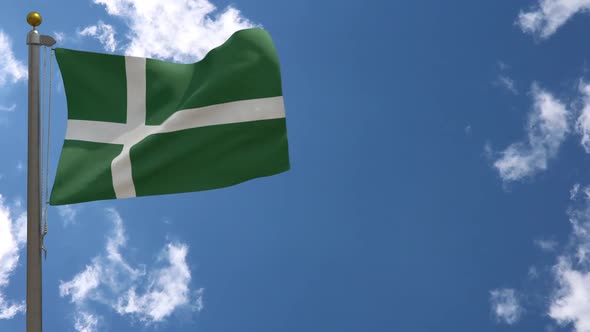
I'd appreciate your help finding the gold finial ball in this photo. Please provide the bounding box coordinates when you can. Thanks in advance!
[26,12,42,27]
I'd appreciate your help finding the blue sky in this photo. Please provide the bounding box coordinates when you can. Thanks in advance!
[4,0,590,331]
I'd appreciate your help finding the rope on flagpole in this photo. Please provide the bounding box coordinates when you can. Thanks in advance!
[40,46,47,260]
[40,47,46,210]
[40,47,53,261]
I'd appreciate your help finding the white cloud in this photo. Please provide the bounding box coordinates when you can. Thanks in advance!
[193,288,205,312]
[92,0,255,62]
[491,185,590,331]
[493,84,569,182]
[465,125,472,135]
[0,195,26,319]
[103,209,143,280]
[16,161,23,173]
[572,183,582,199]
[575,83,590,153]
[0,295,24,320]
[114,244,201,323]
[518,0,590,39]
[53,31,66,44]
[60,208,142,305]
[496,75,518,94]
[57,205,79,225]
[59,264,102,305]
[549,259,590,331]
[79,21,117,52]
[545,185,590,331]
[536,239,559,252]
[13,198,22,210]
[60,209,202,329]
[490,288,522,324]
[498,61,510,71]
[0,31,26,86]
[0,104,15,112]
[74,311,98,332]
[565,190,590,265]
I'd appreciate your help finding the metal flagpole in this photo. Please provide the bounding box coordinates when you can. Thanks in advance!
[26,12,55,332]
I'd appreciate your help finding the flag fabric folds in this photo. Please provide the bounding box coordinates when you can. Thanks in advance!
[50,28,290,205]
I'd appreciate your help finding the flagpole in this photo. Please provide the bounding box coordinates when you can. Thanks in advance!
[26,12,55,332]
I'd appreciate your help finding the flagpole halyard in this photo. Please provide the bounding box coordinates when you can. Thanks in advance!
[26,11,55,332]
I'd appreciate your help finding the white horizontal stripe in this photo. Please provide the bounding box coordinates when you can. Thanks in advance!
[158,96,285,134]
[65,96,285,145]
[65,121,129,144]
[65,95,284,200]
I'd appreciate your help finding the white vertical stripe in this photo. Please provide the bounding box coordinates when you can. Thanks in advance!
[111,56,146,199]
[124,57,146,128]
[111,146,136,198]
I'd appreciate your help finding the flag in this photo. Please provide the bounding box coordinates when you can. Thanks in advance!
[50,28,290,205]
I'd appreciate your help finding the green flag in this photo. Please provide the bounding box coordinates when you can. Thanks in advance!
[50,28,290,205]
